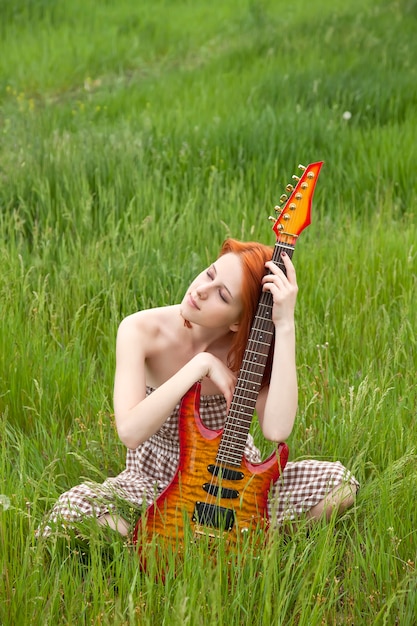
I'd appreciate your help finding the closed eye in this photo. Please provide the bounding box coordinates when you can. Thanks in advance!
[207,264,232,303]
[206,268,229,302]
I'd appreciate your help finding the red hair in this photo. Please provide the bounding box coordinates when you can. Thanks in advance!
[218,238,274,386]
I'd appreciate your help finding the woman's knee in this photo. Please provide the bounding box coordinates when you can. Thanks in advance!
[307,482,357,522]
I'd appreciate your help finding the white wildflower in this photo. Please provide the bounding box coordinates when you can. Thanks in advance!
[0,495,10,511]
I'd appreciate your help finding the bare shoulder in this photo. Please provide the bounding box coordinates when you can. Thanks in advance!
[117,305,181,356]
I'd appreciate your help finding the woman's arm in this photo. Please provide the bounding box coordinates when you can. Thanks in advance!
[255,252,298,442]
[113,312,236,449]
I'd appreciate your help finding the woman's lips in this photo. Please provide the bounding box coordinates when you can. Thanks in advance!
[188,294,200,309]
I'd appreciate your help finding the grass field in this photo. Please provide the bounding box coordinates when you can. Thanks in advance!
[1,0,416,623]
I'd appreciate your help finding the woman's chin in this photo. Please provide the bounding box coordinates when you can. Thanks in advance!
[179,308,193,329]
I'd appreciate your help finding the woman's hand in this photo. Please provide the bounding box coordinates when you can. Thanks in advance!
[262,252,298,327]
[193,352,237,411]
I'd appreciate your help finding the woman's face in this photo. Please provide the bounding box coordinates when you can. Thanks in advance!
[180,253,243,332]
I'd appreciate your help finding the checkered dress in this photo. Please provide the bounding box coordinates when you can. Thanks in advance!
[39,387,359,536]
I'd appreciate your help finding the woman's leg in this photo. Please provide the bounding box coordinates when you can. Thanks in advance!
[97,513,130,536]
[269,459,359,528]
[305,481,357,522]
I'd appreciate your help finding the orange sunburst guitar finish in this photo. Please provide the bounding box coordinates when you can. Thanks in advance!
[133,161,323,559]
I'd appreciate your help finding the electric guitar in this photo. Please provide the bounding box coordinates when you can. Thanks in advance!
[133,161,323,558]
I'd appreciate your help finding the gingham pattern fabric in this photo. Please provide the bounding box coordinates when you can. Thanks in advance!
[39,387,359,536]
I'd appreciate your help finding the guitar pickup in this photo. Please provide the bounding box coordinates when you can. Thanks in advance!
[207,464,244,481]
[202,483,239,499]
[192,502,235,530]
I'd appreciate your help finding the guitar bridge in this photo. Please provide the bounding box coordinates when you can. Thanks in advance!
[192,502,235,530]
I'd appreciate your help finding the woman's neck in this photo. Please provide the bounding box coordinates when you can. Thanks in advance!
[178,311,234,355]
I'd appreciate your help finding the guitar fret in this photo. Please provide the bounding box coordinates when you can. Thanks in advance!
[241,358,267,365]
[221,435,250,447]
[248,336,272,344]
[228,404,254,412]
[227,410,254,421]
[219,449,244,460]
[249,326,273,334]
[230,396,258,408]
[247,341,271,349]
[243,349,269,356]
[239,369,264,378]
[231,390,259,402]
[224,422,253,433]
[243,350,267,356]
[253,318,272,326]
[252,309,273,318]
[217,454,244,466]
[234,396,259,406]
[220,434,248,447]
[219,443,246,452]
[221,430,249,440]
[222,430,251,442]
[221,434,249,445]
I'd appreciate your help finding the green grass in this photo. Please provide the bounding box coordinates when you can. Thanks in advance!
[1,0,417,623]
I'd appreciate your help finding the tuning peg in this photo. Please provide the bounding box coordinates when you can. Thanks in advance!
[268,216,276,222]
[298,164,306,171]
[292,175,300,181]
[274,205,282,213]
[285,184,294,192]
[280,193,288,203]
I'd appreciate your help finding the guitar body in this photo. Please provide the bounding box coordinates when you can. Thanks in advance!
[134,383,289,552]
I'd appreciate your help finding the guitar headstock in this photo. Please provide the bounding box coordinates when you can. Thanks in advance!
[271,161,323,245]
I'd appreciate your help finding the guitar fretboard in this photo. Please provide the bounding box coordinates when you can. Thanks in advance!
[216,242,294,467]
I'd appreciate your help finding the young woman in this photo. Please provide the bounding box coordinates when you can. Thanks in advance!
[39,238,358,537]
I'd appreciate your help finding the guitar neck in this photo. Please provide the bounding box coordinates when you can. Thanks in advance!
[216,241,295,467]
[214,160,323,468]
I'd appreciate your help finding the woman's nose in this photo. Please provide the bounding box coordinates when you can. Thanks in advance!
[196,284,208,299]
